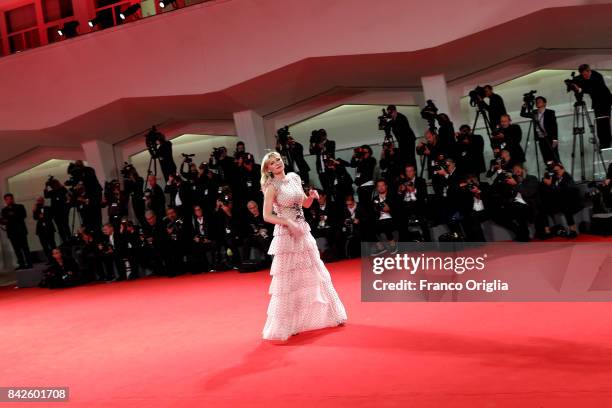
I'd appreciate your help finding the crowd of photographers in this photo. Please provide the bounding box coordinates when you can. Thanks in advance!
[2,63,612,287]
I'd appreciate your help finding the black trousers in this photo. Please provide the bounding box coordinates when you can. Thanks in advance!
[538,138,559,164]
[38,232,57,262]
[53,209,71,243]
[9,234,32,267]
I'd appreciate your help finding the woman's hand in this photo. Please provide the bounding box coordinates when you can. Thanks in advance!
[286,219,302,236]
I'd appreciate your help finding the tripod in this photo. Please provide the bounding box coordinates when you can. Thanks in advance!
[471,103,494,141]
[523,115,542,178]
[571,99,607,181]
[147,155,160,177]
[68,206,83,236]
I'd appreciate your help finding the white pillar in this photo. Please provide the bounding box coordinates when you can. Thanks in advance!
[81,140,117,183]
[420,74,460,123]
[233,110,269,163]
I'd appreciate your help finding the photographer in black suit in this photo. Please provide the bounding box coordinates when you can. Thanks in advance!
[396,164,431,241]
[483,85,507,129]
[387,105,417,167]
[371,179,399,255]
[44,177,71,243]
[494,115,525,163]
[33,196,56,263]
[452,125,486,178]
[573,64,612,148]
[350,145,377,206]
[309,129,336,194]
[1,193,33,270]
[540,163,582,238]
[520,96,560,163]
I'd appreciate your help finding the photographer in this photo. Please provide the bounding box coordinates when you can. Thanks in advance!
[163,207,191,277]
[338,195,366,259]
[379,140,402,185]
[193,163,219,215]
[242,201,273,264]
[33,196,56,263]
[139,210,167,276]
[483,85,507,129]
[189,205,217,273]
[454,175,491,241]
[306,190,338,261]
[214,194,244,270]
[324,158,354,205]
[164,173,193,219]
[371,179,399,256]
[416,130,447,179]
[234,153,262,208]
[44,177,71,243]
[386,105,417,168]
[98,223,122,281]
[540,163,582,238]
[208,146,235,184]
[70,181,102,234]
[350,144,377,205]
[436,113,456,154]
[40,248,80,289]
[117,218,140,280]
[275,130,310,184]
[452,125,486,178]
[180,155,199,184]
[71,228,100,282]
[144,175,166,220]
[102,179,129,227]
[572,64,612,148]
[121,164,146,226]
[512,164,548,239]
[309,129,336,193]
[154,129,177,182]
[488,168,531,242]
[396,164,431,241]
[431,157,462,229]
[494,115,525,163]
[520,96,559,163]
[486,147,515,179]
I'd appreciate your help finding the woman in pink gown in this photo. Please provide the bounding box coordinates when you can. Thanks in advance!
[261,152,347,341]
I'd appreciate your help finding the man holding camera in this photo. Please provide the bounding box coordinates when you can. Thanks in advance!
[540,163,582,238]
[144,175,166,220]
[139,210,167,276]
[165,173,193,219]
[520,96,559,163]
[379,140,402,185]
[396,164,431,241]
[310,129,336,194]
[386,105,416,168]
[163,207,190,277]
[483,85,507,129]
[189,205,217,272]
[494,115,525,163]
[371,179,399,255]
[242,201,273,264]
[33,196,56,263]
[573,64,612,148]
[44,177,71,243]
[351,145,377,206]
[452,125,486,178]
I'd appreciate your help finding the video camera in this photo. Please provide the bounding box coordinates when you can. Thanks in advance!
[353,145,370,160]
[523,90,537,110]
[378,108,392,133]
[468,86,486,107]
[120,162,135,179]
[420,100,439,131]
[145,126,163,158]
[564,72,583,102]
[181,153,195,164]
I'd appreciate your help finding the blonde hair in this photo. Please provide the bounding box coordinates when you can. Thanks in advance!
[260,151,283,189]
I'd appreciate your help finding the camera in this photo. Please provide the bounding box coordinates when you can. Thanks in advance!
[145,126,162,158]
[432,159,448,173]
[564,72,584,102]
[468,86,486,107]
[523,90,537,109]
[373,198,386,212]
[181,153,195,164]
[120,162,135,179]
[219,194,231,206]
[353,146,368,160]
[378,109,392,133]
[209,147,227,170]
[341,218,354,234]
[420,100,439,123]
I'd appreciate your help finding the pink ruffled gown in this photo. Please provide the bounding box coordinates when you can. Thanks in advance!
[262,172,347,341]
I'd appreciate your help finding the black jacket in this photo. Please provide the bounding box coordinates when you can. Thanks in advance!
[1,204,28,238]
[390,112,416,149]
[520,107,558,142]
[487,93,507,127]
[310,139,336,174]
[33,205,55,236]
[574,70,612,111]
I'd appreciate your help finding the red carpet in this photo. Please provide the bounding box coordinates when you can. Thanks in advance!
[2,244,612,407]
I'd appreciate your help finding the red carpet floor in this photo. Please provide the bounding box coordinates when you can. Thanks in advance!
[2,243,612,407]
